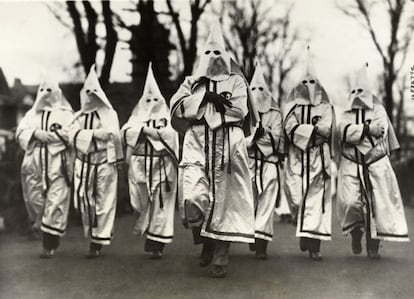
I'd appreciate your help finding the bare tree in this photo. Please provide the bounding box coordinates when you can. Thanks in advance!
[113,0,175,98]
[263,6,301,105]
[101,1,118,87]
[166,0,211,79]
[48,1,118,86]
[66,1,98,73]
[337,0,414,124]
[218,0,302,104]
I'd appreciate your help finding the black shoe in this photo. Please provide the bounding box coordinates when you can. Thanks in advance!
[39,249,55,259]
[367,250,381,260]
[255,239,268,259]
[150,250,163,260]
[199,243,214,267]
[211,265,227,278]
[309,251,323,261]
[86,250,101,259]
[351,228,363,254]
[248,243,256,252]
[299,238,308,252]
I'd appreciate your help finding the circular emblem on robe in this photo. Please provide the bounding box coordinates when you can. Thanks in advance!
[50,123,62,132]
[220,91,232,100]
[311,115,321,125]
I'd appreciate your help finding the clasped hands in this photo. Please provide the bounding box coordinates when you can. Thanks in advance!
[34,129,69,144]
[202,91,233,114]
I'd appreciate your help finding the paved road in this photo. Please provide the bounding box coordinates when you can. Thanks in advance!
[1,204,414,299]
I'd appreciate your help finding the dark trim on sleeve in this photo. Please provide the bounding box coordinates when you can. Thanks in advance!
[171,99,184,117]
[290,124,300,144]
[269,133,277,154]
[123,127,129,145]
[343,124,351,143]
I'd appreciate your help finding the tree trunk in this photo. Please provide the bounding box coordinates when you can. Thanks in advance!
[66,1,98,75]
[100,1,118,87]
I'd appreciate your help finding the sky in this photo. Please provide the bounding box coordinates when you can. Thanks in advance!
[0,0,413,110]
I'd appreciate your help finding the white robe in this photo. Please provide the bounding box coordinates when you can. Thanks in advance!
[283,102,334,241]
[246,109,283,241]
[171,74,255,243]
[122,118,178,244]
[69,109,122,245]
[16,108,74,237]
[274,165,291,216]
[337,103,409,242]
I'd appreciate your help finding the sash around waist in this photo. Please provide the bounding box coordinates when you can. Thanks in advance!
[188,119,243,130]
[342,153,386,166]
[76,152,108,165]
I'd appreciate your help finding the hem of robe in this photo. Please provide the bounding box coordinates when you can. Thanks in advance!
[89,235,112,245]
[200,230,255,243]
[255,231,273,241]
[146,231,174,244]
[41,223,66,237]
[296,231,331,241]
[371,228,409,242]
[372,235,409,242]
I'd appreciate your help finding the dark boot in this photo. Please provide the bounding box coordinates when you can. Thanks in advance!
[255,238,268,260]
[211,241,230,278]
[351,228,363,254]
[299,237,308,252]
[211,265,227,278]
[145,239,165,259]
[199,240,215,267]
[40,232,56,259]
[86,242,102,259]
[366,233,381,260]
[248,242,256,252]
[307,239,322,261]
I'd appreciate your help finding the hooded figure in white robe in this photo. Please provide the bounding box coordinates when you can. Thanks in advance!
[170,19,256,278]
[283,47,335,261]
[337,63,409,259]
[69,65,123,258]
[16,75,74,258]
[245,62,283,259]
[121,63,179,259]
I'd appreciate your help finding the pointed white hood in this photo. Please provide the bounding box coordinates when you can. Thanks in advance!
[80,64,113,113]
[130,62,170,122]
[194,18,231,81]
[348,63,374,109]
[250,61,278,113]
[287,46,329,106]
[32,74,72,112]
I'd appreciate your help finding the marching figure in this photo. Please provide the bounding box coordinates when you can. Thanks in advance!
[283,47,335,261]
[121,63,179,259]
[246,62,284,259]
[337,63,409,259]
[16,75,74,258]
[69,65,123,258]
[170,20,256,278]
